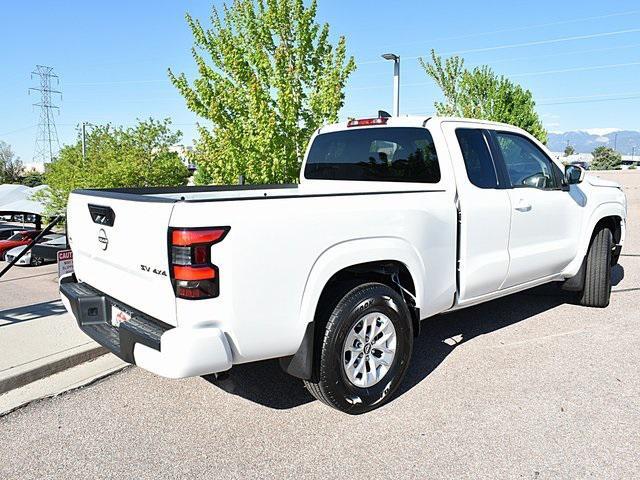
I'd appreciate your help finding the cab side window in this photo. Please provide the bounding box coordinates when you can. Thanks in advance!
[456,128,499,189]
[495,132,559,190]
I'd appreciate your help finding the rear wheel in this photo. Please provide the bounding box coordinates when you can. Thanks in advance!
[578,227,613,308]
[303,282,413,414]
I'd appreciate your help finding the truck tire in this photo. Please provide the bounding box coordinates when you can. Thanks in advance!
[303,282,413,414]
[578,227,613,308]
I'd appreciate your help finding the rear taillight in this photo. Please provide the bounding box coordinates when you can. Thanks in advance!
[169,226,229,300]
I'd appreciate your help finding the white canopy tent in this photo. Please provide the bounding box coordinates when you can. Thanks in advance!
[0,185,49,229]
[0,185,31,205]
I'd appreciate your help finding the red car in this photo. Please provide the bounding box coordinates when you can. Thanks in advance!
[0,230,41,260]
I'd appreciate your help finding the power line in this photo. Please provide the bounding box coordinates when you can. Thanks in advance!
[29,65,62,163]
[539,94,640,106]
[510,61,640,77]
[482,43,640,66]
[388,9,640,49]
[65,79,166,86]
[351,59,640,91]
[438,28,640,57]
[353,43,640,74]
[0,125,37,137]
[359,27,640,64]
[539,91,640,102]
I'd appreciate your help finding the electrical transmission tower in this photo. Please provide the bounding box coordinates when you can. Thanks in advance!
[29,65,62,163]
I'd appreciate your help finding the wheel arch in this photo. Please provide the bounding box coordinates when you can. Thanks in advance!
[563,202,625,277]
[281,237,425,380]
[299,237,425,326]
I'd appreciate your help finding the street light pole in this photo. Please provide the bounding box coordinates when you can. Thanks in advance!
[381,53,400,116]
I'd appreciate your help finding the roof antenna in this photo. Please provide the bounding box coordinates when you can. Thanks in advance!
[378,110,391,118]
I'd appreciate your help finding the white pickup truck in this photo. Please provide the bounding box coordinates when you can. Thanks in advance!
[60,116,627,414]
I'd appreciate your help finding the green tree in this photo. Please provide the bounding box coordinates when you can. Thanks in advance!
[169,0,356,185]
[21,169,45,187]
[591,146,621,170]
[564,145,576,157]
[0,141,24,183]
[42,118,189,214]
[420,50,548,144]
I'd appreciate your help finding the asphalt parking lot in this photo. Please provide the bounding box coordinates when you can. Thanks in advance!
[0,262,58,310]
[0,172,638,479]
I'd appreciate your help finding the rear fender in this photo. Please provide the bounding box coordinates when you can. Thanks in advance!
[299,237,425,332]
[283,237,425,380]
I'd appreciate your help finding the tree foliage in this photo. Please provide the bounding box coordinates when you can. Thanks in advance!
[42,118,189,214]
[564,145,576,157]
[0,141,24,183]
[420,50,548,144]
[169,0,356,185]
[591,146,621,170]
[21,169,45,187]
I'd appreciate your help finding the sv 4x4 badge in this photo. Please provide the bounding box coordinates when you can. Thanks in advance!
[140,265,168,277]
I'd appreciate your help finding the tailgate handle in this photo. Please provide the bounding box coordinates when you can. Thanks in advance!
[88,204,116,227]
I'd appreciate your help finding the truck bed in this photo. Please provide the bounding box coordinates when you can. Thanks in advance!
[73,184,299,203]
[73,181,446,204]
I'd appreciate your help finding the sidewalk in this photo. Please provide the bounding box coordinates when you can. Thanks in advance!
[0,294,127,414]
[0,300,114,394]
[0,263,126,413]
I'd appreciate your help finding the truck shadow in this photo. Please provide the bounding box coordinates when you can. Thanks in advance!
[0,300,67,326]
[397,285,575,399]
[202,265,625,410]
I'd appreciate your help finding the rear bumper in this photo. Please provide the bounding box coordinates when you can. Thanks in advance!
[59,276,232,378]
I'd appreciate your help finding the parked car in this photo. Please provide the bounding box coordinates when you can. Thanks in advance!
[60,116,627,414]
[5,235,66,266]
[30,235,66,265]
[571,160,590,170]
[0,225,32,240]
[0,230,40,260]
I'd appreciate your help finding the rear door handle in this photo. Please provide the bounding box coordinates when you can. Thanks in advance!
[514,199,532,212]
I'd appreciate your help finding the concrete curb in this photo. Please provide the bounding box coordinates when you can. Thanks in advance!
[0,355,128,417]
[0,343,108,395]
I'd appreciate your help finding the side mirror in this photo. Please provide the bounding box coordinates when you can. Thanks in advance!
[565,165,585,185]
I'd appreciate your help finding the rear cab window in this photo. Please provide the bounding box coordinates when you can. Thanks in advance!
[304,127,440,183]
[455,128,499,189]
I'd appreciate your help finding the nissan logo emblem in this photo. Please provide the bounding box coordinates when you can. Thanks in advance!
[98,228,109,251]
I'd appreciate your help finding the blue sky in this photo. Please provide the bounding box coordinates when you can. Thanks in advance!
[2,0,640,164]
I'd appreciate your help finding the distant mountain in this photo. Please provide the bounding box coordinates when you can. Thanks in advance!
[547,129,640,155]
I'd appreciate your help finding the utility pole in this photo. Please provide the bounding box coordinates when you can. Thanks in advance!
[82,122,87,163]
[614,132,618,151]
[381,53,400,116]
[81,122,96,163]
[29,65,62,164]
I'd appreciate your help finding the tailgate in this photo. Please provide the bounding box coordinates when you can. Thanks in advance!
[67,192,178,326]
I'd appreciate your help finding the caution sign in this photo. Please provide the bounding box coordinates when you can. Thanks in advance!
[57,250,74,277]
